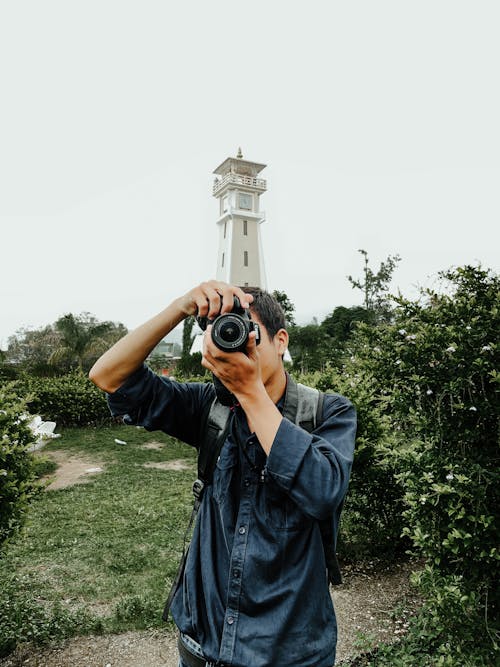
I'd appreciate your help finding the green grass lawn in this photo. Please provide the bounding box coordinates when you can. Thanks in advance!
[0,425,198,640]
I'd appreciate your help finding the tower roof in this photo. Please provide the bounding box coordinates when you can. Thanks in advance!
[213,156,267,177]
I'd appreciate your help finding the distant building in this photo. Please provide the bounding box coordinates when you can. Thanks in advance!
[147,339,180,376]
[190,151,290,361]
[212,148,267,289]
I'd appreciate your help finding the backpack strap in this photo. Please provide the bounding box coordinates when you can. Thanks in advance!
[284,376,342,586]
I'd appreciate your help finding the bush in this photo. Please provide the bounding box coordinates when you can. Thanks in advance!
[0,384,39,550]
[339,266,499,662]
[15,371,112,427]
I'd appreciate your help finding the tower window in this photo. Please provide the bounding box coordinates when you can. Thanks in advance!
[222,252,225,267]
[244,251,248,267]
[243,220,247,236]
[224,222,227,238]
[239,193,252,210]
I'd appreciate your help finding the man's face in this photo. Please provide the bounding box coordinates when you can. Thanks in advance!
[249,310,288,388]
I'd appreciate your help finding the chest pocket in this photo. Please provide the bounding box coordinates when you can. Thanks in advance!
[265,483,309,531]
[212,442,237,505]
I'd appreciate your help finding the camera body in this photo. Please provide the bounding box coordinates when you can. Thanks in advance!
[197,296,261,353]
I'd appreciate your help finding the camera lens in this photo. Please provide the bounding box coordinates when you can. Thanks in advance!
[219,321,241,343]
[212,314,247,351]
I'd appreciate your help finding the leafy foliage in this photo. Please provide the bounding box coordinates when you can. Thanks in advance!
[288,322,334,373]
[336,265,499,662]
[176,316,204,376]
[347,248,401,318]
[16,372,111,427]
[0,385,38,550]
[321,305,375,342]
[5,313,127,376]
[272,289,296,326]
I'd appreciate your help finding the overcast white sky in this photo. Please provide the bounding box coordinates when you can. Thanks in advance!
[1,1,498,348]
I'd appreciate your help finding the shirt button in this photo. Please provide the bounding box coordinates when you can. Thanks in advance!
[227,616,234,625]
[238,526,246,535]
[233,569,240,578]
[244,478,251,487]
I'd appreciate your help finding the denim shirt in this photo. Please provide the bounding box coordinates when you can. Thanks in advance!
[107,365,356,667]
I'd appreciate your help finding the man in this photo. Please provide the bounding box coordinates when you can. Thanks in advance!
[89,280,356,667]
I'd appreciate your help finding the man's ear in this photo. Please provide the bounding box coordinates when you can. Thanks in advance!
[275,328,289,356]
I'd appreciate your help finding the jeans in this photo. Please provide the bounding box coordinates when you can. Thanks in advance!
[178,632,217,667]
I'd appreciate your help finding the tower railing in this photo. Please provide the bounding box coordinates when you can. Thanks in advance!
[213,173,267,195]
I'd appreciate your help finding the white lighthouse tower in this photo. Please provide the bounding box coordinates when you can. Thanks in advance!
[212,149,267,289]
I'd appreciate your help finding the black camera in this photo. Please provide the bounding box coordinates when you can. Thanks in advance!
[197,296,260,353]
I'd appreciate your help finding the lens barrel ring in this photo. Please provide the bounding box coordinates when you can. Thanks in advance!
[211,313,249,352]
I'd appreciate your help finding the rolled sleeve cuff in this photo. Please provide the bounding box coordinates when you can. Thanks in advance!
[106,364,152,417]
[266,418,311,490]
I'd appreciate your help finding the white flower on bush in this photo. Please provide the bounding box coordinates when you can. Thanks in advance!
[406,334,417,341]
[426,389,433,395]
[446,473,454,481]
[373,346,381,353]
[469,406,477,412]
[398,329,407,335]
[481,345,492,352]
[395,359,402,365]
[446,346,456,353]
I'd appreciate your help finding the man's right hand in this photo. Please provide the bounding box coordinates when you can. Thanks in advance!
[179,281,254,320]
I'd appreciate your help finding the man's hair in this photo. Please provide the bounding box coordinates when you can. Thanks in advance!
[243,287,286,340]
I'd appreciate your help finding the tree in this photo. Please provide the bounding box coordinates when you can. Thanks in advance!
[320,305,374,342]
[287,323,332,373]
[6,326,62,376]
[176,317,204,377]
[347,249,401,318]
[272,290,296,326]
[50,313,127,373]
[5,314,127,376]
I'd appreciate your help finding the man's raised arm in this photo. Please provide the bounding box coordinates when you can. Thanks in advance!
[88,281,253,394]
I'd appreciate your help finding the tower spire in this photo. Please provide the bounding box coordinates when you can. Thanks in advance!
[237,147,243,159]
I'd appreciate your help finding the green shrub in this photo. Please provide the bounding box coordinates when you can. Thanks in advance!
[0,384,39,549]
[15,371,111,427]
[339,265,499,662]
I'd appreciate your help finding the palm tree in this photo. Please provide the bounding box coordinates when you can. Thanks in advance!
[50,313,126,372]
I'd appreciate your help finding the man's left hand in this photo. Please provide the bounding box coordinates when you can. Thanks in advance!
[201,327,264,403]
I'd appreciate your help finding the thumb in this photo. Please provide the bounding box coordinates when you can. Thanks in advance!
[246,330,258,360]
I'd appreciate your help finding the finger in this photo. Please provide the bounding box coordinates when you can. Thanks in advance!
[236,287,254,309]
[245,330,258,360]
[203,326,228,363]
[220,286,236,314]
[195,283,222,319]
[201,355,214,373]
[215,282,253,311]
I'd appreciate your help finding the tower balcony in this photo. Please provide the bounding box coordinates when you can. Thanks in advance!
[213,172,267,196]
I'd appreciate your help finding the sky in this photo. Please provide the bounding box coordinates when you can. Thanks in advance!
[1,1,499,348]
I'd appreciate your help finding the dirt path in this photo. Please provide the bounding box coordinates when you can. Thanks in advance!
[1,560,420,666]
